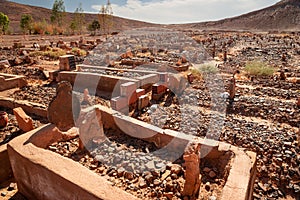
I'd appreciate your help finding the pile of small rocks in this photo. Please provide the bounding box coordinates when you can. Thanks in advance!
[48,129,231,200]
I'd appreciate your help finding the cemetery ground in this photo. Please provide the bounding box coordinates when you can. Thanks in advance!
[0,31,299,200]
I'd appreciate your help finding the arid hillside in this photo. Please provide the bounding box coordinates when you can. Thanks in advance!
[180,0,300,31]
[0,0,159,33]
[0,0,300,33]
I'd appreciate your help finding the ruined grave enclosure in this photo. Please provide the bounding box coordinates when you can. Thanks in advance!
[8,105,256,200]
[0,73,27,91]
[57,68,159,98]
[72,28,210,98]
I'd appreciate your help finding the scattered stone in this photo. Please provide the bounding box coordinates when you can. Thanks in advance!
[205,182,211,191]
[0,59,10,68]
[124,171,134,180]
[145,174,154,184]
[0,111,8,128]
[208,170,217,179]
[1,192,7,197]
[153,179,161,187]
[7,183,16,191]
[203,167,211,173]
[139,178,147,188]
[117,167,125,177]
[171,173,178,180]
[13,107,34,132]
[164,192,174,200]
[209,195,217,200]
[171,164,182,175]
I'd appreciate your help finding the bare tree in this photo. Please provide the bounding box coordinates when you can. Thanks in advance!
[98,0,113,36]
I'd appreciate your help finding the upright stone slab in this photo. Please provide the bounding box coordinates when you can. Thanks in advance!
[59,55,76,71]
[77,107,105,150]
[48,81,80,131]
[182,144,201,198]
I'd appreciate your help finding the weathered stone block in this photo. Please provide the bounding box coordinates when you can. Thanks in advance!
[77,107,105,150]
[59,55,75,71]
[7,124,139,200]
[138,95,150,110]
[152,93,165,101]
[159,73,168,82]
[13,107,34,132]
[129,92,138,105]
[168,74,187,95]
[111,96,128,111]
[182,151,201,198]
[137,74,159,87]
[120,82,137,97]
[136,89,145,98]
[49,70,60,81]
[152,83,167,94]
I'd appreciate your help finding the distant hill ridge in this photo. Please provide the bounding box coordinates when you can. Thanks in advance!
[183,0,300,31]
[0,0,158,33]
[0,0,299,33]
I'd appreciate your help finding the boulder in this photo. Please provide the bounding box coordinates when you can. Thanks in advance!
[48,81,80,131]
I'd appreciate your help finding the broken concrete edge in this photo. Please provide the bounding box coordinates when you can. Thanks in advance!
[0,144,13,184]
[77,64,162,75]
[0,73,26,79]
[57,71,140,96]
[0,96,47,118]
[25,124,79,149]
[6,105,256,200]
[7,126,139,200]
[220,145,257,200]
[95,105,256,200]
[0,73,27,91]
[57,71,160,91]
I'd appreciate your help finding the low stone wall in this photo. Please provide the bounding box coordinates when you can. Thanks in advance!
[0,144,12,184]
[0,97,47,118]
[0,73,27,91]
[7,105,256,200]
[77,64,161,76]
[7,125,139,200]
[93,105,257,200]
[58,71,140,97]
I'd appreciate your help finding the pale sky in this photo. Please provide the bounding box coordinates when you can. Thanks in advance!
[10,0,281,24]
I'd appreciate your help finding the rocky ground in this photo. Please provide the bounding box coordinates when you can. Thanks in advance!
[0,31,299,199]
[48,129,232,200]
[0,107,46,145]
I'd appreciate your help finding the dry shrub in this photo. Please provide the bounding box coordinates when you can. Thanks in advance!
[244,61,275,77]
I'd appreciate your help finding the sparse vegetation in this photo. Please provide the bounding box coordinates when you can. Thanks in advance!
[244,61,275,77]
[74,3,85,34]
[71,47,87,56]
[70,3,85,35]
[0,12,9,35]
[98,0,113,35]
[29,48,66,59]
[188,68,202,80]
[88,20,100,36]
[32,19,53,35]
[197,64,219,74]
[51,0,66,33]
[20,14,33,34]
